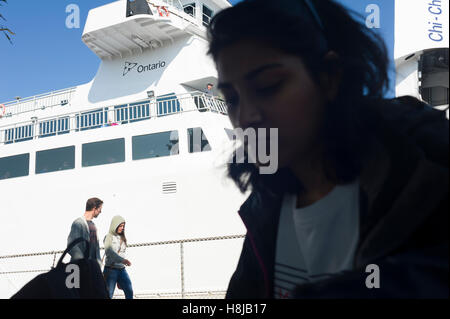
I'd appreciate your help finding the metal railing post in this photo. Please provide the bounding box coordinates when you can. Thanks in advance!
[180,242,185,299]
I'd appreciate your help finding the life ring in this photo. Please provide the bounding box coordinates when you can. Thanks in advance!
[157,6,169,17]
[0,104,5,118]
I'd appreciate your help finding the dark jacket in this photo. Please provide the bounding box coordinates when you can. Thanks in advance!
[67,217,102,268]
[226,97,449,298]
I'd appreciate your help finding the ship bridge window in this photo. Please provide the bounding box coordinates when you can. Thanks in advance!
[36,146,75,175]
[157,93,181,116]
[419,49,449,107]
[132,130,179,160]
[202,5,213,27]
[188,127,211,153]
[126,0,152,17]
[82,138,125,167]
[183,2,196,17]
[421,87,449,107]
[0,153,29,180]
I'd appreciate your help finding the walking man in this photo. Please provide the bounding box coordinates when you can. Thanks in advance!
[67,197,103,268]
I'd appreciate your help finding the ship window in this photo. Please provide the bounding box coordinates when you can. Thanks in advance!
[0,153,29,180]
[421,87,449,107]
[132,130,179,160]
[127,0,152,17]
[157,93,181,116]
[183,2,196,17]
[188,127,211,153]
[82,138,125,167]
[36,146,75,174]
[202,5,213,26]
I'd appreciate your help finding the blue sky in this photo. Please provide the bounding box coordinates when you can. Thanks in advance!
[0,0,395,103]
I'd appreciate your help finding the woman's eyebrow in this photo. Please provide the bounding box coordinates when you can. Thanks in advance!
[245,63,284,80]
[218,63,284,89]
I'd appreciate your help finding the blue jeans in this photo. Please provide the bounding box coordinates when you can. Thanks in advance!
[103,267,133,299]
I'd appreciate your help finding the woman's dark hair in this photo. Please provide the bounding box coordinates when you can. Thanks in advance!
[207,0,390,195]
[116,223,128,246]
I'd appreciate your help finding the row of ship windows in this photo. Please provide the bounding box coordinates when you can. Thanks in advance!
[0,127,218,181]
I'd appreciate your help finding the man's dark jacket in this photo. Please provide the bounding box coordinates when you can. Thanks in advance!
[226,97,449,298]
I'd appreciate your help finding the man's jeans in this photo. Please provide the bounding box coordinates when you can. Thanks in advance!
[103,267,133,299]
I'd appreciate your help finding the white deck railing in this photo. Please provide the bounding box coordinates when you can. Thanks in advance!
[0,92,228,145]
[150,0,213,29]
[0,87,77,118]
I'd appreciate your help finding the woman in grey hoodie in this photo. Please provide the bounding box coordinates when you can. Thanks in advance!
[103,215,133,299]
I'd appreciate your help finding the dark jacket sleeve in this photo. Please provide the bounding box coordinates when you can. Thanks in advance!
[226,235,267,299]
[384,96,449,167]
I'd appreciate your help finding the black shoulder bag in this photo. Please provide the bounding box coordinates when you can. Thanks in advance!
[11,238,109,299]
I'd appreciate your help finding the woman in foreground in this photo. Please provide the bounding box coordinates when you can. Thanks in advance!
[208,0,448,298]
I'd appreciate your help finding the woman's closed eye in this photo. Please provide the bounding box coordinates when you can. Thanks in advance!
[255,80,284,95]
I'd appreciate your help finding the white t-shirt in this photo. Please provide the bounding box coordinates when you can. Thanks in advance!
[274,180,360,299]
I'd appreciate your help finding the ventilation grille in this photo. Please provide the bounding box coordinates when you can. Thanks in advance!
[162,182,177,194]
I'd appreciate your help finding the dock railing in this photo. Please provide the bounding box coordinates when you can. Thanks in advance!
[0,234,245,299]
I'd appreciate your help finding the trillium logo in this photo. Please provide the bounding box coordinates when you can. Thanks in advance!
[122,60,166,76]
[123,62,138,76]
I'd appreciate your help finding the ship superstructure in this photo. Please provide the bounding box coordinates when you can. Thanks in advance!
[0,0,248,299]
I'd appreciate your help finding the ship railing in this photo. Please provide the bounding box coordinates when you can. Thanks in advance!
[0,234,245,299]
[174,3,213,27]
[0,87,77,119]
[148,0,212,28]
[0,92,228,145]
[159,0,184,11]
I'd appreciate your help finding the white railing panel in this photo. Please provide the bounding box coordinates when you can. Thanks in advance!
[0,93,227,145]
[1,88,76,118]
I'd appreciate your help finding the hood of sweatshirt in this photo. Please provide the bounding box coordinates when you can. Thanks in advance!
[109,215,125,235]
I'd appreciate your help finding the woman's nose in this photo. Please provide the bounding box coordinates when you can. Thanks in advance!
[238,96,263,129]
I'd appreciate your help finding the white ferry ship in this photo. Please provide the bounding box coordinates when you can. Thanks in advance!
[0,0,248,299]
[0,0,448,299]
